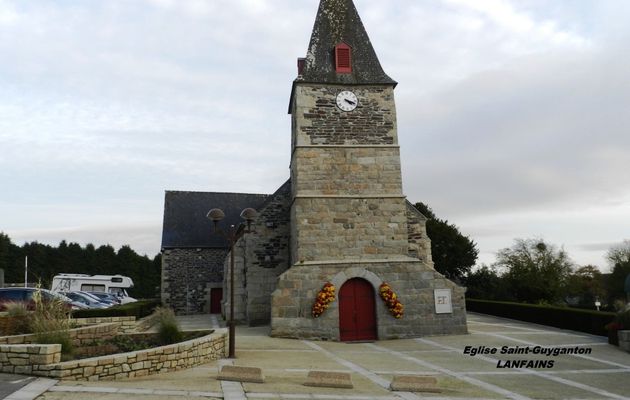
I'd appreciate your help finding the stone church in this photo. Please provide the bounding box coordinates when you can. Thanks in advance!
[161,0,467,341]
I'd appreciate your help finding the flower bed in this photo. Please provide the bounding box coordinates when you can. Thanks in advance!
[0,318,228,380]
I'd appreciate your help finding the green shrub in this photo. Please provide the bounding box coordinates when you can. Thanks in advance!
[72,299,160,319]
[145,307,183,345]
[158,322,183,345]
[467,298,616,336]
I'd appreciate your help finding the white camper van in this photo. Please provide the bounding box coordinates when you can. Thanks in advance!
[51,274,137,304]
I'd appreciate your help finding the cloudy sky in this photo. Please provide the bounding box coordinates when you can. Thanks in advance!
[1,0,628,271]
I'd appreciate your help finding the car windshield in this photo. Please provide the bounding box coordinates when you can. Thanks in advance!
[79,291,103,302]
[53,292,73,302]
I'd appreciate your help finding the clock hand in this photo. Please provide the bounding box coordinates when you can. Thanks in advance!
[344,99,356,105]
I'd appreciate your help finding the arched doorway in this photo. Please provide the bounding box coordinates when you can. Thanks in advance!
[338,278,377,341]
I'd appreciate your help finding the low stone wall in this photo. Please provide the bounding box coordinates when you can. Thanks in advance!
[72,316,137,334]
[0,344,62,375]
[0,329,226,380]
[619,330,630,352]
[36,329,227,381]
[0,323,119,346]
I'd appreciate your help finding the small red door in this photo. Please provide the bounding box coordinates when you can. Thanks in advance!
[339,278,377,341]
[210,288,223,314]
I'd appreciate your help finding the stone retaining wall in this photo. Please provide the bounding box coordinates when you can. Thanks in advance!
[0,344,61,375]
[72,316,137,334]
[0,323,119,346]
[0,328,227,380]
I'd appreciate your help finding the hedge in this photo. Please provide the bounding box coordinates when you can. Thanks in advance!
[466,299,616,336]
[72,299,161,319]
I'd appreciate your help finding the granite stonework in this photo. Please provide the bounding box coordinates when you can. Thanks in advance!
[270,262,467,340]
[224,182,292,326]
[0,320,227,380]
[159,0,467,340]
[161,248,227,315]
[406,202,433,264]
[295,86,396,146]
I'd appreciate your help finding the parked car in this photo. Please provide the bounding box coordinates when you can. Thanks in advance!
[60,291,110,309]
[87,291,121,305]
[0,287,86,311]
[75,291,117,306]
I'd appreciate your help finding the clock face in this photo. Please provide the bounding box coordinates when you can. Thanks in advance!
[336,90,358,112]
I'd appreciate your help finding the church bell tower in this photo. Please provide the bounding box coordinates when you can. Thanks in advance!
[289,0,407,264]
[271,0,467,341]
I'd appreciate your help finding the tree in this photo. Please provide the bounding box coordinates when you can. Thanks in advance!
[606,240,630,304]
[564,265,605,308]
[0,232,11,273]
[495,239,573,304]
[464,265,511,300]
[413,202,478,280]
[0,233,161,298]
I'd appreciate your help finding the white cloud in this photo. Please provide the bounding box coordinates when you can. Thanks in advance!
[0,0,18,25]
[443,0,590,49]
[0,0,628,268]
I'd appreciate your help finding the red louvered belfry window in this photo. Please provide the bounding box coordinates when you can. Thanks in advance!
[335,43,352,73]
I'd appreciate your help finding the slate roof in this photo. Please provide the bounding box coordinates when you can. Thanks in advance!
[299,0,396,86]
[161,191,269,249]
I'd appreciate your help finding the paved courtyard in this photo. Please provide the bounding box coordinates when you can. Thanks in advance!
[21,313,630,400]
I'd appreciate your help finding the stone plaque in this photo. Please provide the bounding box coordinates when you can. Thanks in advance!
[434,289,452,314]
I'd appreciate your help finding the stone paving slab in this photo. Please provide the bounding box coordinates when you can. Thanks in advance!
[4,378,57,400]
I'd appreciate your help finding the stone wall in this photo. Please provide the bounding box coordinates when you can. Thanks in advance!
[291,197,409,263]
[242,181,292,325]
[271,260,467,340]
[290,82,408,265]
[0,344,61,375]
[293,85,397,146]
[223,182,292,326]
[291,147,403,197]
[0,323,119,346]
[406,201,433,266]
[72,316,137,334]
[162,248,228,315]
[0,329,227,380]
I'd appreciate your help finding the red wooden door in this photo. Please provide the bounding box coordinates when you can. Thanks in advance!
[339,278,377,341]
[210,288,223,314]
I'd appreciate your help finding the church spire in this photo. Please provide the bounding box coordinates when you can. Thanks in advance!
[300,0,396,86]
